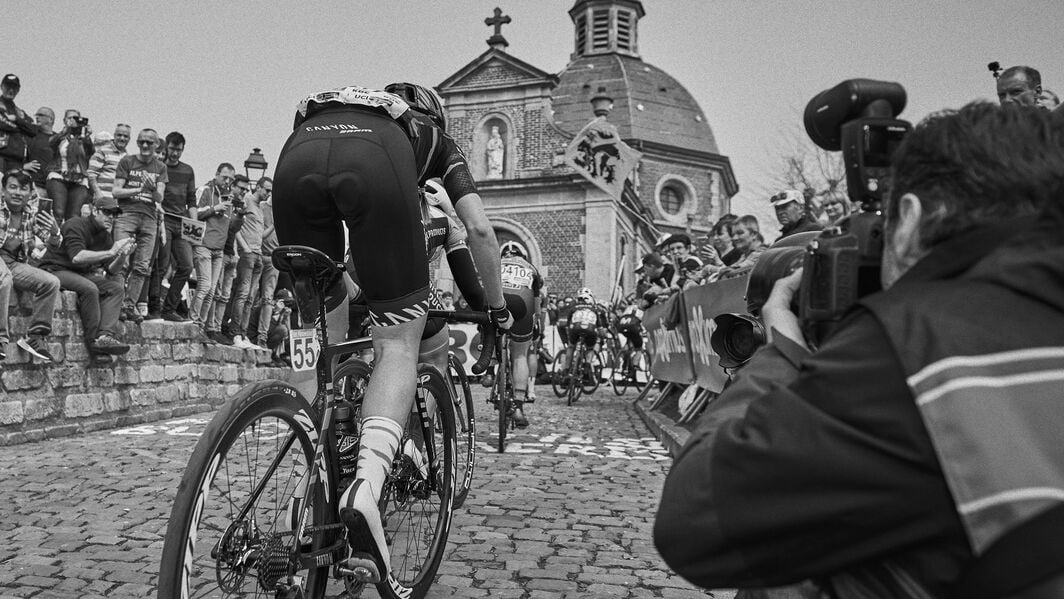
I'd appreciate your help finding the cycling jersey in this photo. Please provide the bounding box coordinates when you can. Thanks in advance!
[616,306,644,350]
[567,300,608,346]
[500,255,542,343]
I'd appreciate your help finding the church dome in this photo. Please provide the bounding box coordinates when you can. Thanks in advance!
[551,53,720,155]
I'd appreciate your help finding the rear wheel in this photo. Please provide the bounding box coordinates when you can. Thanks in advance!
[374,365,457,599]
[582,349,603,394]
[550,349,568,398]
[631,349,651,392]
[496,339,511,453]
[157,381,336,599]
[567,347,583,406]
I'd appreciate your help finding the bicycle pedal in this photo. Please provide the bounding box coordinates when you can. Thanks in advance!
[338,555,382,583]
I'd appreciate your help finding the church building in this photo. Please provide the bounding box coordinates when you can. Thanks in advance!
[436,0,737,300]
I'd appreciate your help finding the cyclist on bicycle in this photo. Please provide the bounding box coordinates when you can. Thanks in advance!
[499,242,543,427]
[272,83,511,579]
[558,287,610,385]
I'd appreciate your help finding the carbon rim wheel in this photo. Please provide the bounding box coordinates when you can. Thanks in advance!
[612,350,629,396]
[157,381,334,599]
[582,350,603,394]
[373,365,457,599]
[447,352,475,508]
[632,349,650,391]
[550,349,567,398]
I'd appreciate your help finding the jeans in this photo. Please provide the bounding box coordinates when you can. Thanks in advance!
[0,257,60,340]
[255,258,279,344]
[230,249,264,337]
[206,252,238,333]
[149,217,194,314]
[113,210,158,309]
[191,245,224,325]
[45,179,90,222]
[48,268,124,340]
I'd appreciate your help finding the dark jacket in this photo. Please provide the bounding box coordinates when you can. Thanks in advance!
[778,215,823,239]
[654,220,1064,598]
[0,98,36,162]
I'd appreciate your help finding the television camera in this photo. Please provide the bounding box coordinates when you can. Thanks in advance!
[711,79,912,368]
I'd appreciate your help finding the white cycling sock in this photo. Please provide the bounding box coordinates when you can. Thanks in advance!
[349,416,403,502]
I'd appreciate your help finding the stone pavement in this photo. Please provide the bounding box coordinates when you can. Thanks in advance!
[0,381,730,598]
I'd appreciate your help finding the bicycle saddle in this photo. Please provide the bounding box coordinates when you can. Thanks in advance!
[272,245,345,286]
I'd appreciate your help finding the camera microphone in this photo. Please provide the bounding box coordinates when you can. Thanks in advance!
[988,61,1002,79]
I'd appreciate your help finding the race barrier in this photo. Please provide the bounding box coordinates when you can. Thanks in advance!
[639,274,751,437]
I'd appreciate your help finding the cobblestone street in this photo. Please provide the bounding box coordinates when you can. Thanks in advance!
[0,383,723,598]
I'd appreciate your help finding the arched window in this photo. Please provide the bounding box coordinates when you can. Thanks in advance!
[659,183,686,215]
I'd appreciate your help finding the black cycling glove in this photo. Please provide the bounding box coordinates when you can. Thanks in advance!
[489,304,514,331]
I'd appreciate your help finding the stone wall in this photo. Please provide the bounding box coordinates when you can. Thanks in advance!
[0,289,291,446]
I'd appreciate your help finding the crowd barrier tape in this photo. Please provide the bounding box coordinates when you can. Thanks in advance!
[643,274,751,394]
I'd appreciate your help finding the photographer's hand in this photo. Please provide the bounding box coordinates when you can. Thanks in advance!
[762,269,807,349]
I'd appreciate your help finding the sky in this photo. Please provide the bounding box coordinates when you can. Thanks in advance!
[6,0,1061,228]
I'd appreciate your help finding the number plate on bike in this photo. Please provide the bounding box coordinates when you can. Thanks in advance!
[289,328,321,372]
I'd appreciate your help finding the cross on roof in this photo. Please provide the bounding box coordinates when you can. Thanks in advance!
[485,7,511,48]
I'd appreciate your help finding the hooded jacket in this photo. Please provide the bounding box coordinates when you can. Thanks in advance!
[655,219,1064,597]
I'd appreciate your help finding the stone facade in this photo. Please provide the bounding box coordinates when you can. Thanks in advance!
[0,288,290,445]
[436,0,738,300]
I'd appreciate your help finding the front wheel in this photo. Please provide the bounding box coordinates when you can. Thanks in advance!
[550,349,568,398]
[631,349,651,392]
[612,350,630,396]
[157,380,335,599]
[447,353,475,509]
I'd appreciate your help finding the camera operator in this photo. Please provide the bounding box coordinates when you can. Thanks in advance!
[44,109,95,222]
[655,102,1064,597]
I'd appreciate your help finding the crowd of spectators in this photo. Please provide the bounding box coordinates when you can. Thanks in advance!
[0,73,294,367]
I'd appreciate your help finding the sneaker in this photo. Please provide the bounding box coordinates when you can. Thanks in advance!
[161,312,190,323]
[17,336,53,362]
[526,389,536,404]
[121,306,144,324]
[209,331,234,346]
[91,334,131,355]
[232,335,252,349]
[145,311,163,322]
[137,302,149,317]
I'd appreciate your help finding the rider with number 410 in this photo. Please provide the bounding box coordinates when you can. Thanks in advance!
[271,83,513,586]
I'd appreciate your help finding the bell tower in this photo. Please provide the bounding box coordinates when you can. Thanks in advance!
[569,0,645,60]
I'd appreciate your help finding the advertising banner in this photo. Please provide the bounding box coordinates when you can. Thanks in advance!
[683,275,750,392]
[643,294,695,384]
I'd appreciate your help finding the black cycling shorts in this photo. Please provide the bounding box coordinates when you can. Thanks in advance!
[273,106,430,327]
[568,325,599,348]
[503,290,533,343]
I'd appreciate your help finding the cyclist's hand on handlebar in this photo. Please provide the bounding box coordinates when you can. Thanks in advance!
[489,304,514,332]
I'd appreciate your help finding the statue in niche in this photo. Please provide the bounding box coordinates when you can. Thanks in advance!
[486,125,504,179]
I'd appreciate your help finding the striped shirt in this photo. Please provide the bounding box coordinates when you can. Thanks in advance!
[86,142,127,199]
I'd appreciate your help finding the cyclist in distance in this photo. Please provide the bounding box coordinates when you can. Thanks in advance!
[271,82,511,579]
[499,241,543,427]
[558,287,609,381]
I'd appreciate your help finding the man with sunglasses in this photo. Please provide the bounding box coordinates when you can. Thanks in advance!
[38,196,133,363]
[112,128,168,324]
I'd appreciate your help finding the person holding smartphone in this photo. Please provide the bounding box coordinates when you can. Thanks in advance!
[44,109,94,222]
[0,169,62,363]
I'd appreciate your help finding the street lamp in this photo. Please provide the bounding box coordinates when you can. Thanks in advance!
[244,148,268,182]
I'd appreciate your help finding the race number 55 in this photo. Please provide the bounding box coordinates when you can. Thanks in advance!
[289,329,321,372]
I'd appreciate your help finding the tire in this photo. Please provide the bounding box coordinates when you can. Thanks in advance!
[582,350,603,395]
[158,380,336,599]
[612,349,629,396]
[447,352,475,508]
[374,365,457,599]
[567,347,583,406]
[550,349,567,398]
[496,338,511,453]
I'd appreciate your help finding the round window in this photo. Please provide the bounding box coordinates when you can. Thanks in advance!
[659,184,686,215]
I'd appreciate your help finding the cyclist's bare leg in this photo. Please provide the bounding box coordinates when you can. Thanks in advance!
[339,314,427,570]
[413,324,449,445]
[510,338,532,427]
[526,344,539,399]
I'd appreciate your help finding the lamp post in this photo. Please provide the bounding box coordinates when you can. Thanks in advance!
[244,148,268,182]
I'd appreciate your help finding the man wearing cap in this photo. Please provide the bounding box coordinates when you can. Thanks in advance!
[87,124,130,205]
[38,197,134,362]
[771,189,823,239]
[0,75,37,173]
